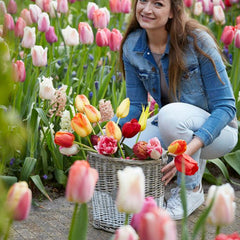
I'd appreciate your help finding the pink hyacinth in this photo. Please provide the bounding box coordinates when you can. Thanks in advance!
[147,137,162,160]
[95,135,118,155]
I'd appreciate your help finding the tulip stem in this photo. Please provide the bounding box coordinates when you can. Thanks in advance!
[87,136,93,148]
[118,142,125,159]
[73,141,97,153]
[135,131,141,144]
[124,213,129,225]
[215,226,221,236]
[97,122,104,135]
[68,203,78,240]
[116,117,120,125]
[4,218,13,240]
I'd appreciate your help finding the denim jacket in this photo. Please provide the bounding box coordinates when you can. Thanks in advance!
[117,28,236,147]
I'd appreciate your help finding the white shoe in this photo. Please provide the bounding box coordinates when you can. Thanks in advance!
[166,184,204,220]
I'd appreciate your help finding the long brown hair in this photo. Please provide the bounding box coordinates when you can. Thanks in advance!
[119,0,224,99]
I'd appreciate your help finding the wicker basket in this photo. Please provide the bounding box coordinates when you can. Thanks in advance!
[87,152,165,232]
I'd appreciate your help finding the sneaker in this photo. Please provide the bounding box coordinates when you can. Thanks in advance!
[166,184,204,220]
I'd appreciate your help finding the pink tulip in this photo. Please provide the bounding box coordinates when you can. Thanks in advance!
[234,29,240,48]
[14,17,27,38]
[57,0,68,13]
[7,181,32,221]
[0,1,7,15]
[109,0,121,13]
[31,45,48,67]
[12,60,26,82]
[114,225,139,240]
[147,137,162,160]
[38,12,50,32]
[220,25,235,46]
[96,28,109,47]
[236,16,240,25]
[36,0,44,10]
[95,135,118,155]
[93,7,110,29]
[20,9,33,26]
[138,207,177,240]
[7,0,17,14]
[42,0,51,12]
[45,26,58,44]
[121,0,131,13]
[87,2,99,21]
[66,160,98,203]
[194,2,203,16]
[78,22,94,44]
[109,28,123,51]
[21,26,36,48]
[131,197,157,233]
[29,4,42,23]
[4,13,15,31]
[184,0,193,7]
[62,25,79,46]
[202,0,214,15]
[213,5,225,25]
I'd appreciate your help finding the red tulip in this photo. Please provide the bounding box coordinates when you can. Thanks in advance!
[66,160,98,203]
[90,135,99,146]
[122,119,141,138]
[168,139,187,155]
[220,26,235,46]
[96,28,109,47]
[54,131,75,147]
[174,153,199,176]
[215,232,240,240]
[184,0,193,8]
[133,141,149,160]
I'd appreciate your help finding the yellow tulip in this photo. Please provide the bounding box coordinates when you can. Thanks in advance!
[138,106,150,131]
[71,113,93,137]
[84,104,101,123]
[75,94,90,113]
[116,98,130,119]
[105,121,122,141]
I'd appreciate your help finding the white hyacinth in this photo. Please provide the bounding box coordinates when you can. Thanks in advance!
[60,109,73,132]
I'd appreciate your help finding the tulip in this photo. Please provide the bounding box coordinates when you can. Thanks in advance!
[194,1,203,16]
[234,30,240,48]
[0,1,7,15]
[84,104,101,123]
[4,13,15,32]
[131,197,157,232]
[213,5,225,25]
[57,0,68,13]
[38,12,50,32]
[29,4,42,23]
[202,0,214,15]
[113,225,139,240]
[168,139,187,155]
[122,119,141,138]
[87,2,99,21]
[54,131,74,147]
[206,183,236,226]
[21,27,36,49]
[7,181,32,221]
[14,17,27,38]
[66,160,98,203]
[12,60,26,82]
[133,141,149,160]
[42,0,51,12]
[184,0,193,7]
[215,232,240,240]
[116,98,130,119]
[49,0,58,18]
[95,135,118,155]
[105,121,122,141]
[75,94,90,113]
[45,26,58,44]
[62,25,79,46]
[78,22,94,44]
[90,135,99,146]
[7,0,17,14]
[36,0,44,9]
[116,166,145,214]
[59,143,79,156]
[96,28,109,47]
[71,113,93,137]
[237,16,240,25]
[147,137,162,160]
[138,106,150,131]
[31,45,48,67]
[138,207,177,240]
[39,76,56,100]
[220,26,235,46]
[109,28,123,51]
[92,8,110,29]
[20,9,33,26]
[174,153,199,175]
[109,0,121,13]
[121,0,131,13]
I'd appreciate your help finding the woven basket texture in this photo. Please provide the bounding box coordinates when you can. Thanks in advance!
[87,152,165,232]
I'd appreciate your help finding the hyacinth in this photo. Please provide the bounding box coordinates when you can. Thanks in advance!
[98,99,114,123]
[60,109,73,132]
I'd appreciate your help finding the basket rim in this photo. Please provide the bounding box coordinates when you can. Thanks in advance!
[87,151,163,165]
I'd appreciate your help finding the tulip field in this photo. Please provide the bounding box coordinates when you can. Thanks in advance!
[0,0,240,239]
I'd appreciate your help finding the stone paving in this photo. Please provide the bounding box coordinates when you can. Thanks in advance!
[10,180,240,240]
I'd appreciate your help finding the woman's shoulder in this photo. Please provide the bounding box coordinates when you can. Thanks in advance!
[190,29,216,48]
[123,28,144,50]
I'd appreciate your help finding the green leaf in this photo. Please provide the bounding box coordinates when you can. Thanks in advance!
[30,175,52,201]
[54,169,67,186]
[19,157,37,181]
[224,150,240,175]
[203,168,221,185]
[122,143,133,157]
[0,176,17,189]
[35,108,49,126]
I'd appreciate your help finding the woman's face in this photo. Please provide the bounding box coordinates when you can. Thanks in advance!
[136,0,173,32]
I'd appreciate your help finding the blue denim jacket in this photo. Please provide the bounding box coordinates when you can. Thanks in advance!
[116,28,236,146]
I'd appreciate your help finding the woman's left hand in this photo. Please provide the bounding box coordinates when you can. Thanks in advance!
[161,161,177,185]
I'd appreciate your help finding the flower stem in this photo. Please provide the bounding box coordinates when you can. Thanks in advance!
[68,203,79,240]
[124,213,129,225]
[135,131,141,144]
[97,122,104,135]
[215,226,221,236]
[73,141,97,153]
[118,141,125,159]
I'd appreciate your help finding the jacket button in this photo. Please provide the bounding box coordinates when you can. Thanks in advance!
[152,88,156,92]
[151,67,156,72]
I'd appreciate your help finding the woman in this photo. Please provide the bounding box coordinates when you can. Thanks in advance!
[116,0,238,220]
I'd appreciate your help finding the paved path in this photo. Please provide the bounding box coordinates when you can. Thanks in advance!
[10,180,240,240]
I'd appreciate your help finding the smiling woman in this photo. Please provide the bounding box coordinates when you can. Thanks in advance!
[114,0,238,220]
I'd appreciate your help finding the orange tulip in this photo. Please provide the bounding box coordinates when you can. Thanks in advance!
[167,139,187,155]
[75,94,90,113]
[54,131,75,147]
[105,121,122,141]
[71,113,93,137]
[84,104,101,123]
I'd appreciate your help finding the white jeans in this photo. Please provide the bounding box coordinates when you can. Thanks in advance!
[124,103,238,189]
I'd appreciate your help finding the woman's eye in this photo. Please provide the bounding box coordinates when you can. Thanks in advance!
[155,2,163,7]
[139,0,147,2]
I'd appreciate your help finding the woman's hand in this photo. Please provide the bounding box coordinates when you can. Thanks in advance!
[161,161,177,185]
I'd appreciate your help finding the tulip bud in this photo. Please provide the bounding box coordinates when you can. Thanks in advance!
[38,12,50,32]
[116,98,130,119]
[122,119,141,138]
[57,0,68,13]
[220,26,235,46]
[193,2,203,16]
[84,104,101,123]
[39,76,56,100]
[213,5,225,25]
[14,17,27,38]
[133,141,149,160]
[75,94,90,112]
[0,1,7,15]
[29,4,42,23]
[93,8,110,29]
[174,153,199,176]
[121,0,131,13]
[234,30,240,48]
[105,121,122,141]
[49,0,58,18]
[147,137,162,160]
[21,27,36,49]
[202,0,214,15]
[109,0,121,13]
[90,134,99,146]
[87,2,99,21]
[96,28,109,47]
[66,160,98,203]
[206,183,236,226]
[7,0,17,14]
[20,9,33,26]
[42,0,51,12]
[184,0,193,8]
[71,113,93,137]
[59,143,79,156]
[54,131,75,147]
[113,225,138,240]
[31,45,48,67]
[45,26,58,44]
[78,22,94,44]
[3,13,15,33]
[116,166,145,214]
[109,28,123,51]
[138,106,150,131]
[12,60,26,82]
[237,16,240,25]
[62,25,79,46]
[168,139,187,155]
[7,181,32,221]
